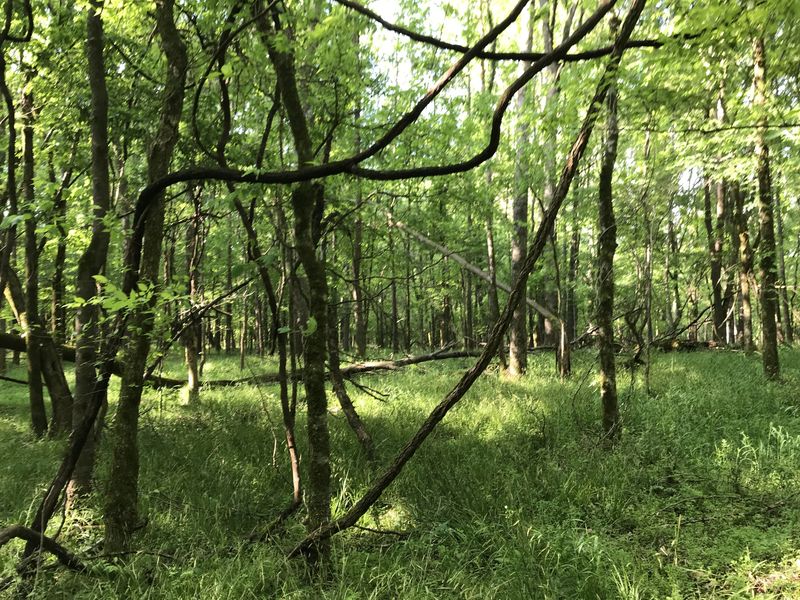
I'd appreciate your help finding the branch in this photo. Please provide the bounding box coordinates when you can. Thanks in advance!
[335,0,695,62]
[0,525,86,572]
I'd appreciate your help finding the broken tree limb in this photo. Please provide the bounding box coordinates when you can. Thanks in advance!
[192,349,483,388]
[0,333,481,390]
[388,214,561,325]
[0,525,86,572]
[0,332,185,389]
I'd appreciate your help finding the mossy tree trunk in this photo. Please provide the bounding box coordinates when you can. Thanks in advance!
[21,82,47,439]
[752,36,779,378]
[508,5,533,377]
[104,0,187,552]
[259,1,330,561]
[68,0,112,503]
[596,30,620,440]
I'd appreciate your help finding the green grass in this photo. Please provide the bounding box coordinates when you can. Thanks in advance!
[2,349,800,598]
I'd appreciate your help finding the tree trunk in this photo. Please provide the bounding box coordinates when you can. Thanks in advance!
[540,0,575,378]
[0,318,5,375]
[22,83,47,439]
[665,192,681,330]
[69,0,113,502]
[752,36,779,378]
[389,225,399,353]
[597,32,620,440]
[566,195,580,342]
[225,243,235,352]
[183,195,203,404]
[508,8,533,377]
[484,205,506,367]
[104,0,187,552]
[260,1,330,560]
[239,294,248,370]
[49,160,69,346]
[774,190,792,344]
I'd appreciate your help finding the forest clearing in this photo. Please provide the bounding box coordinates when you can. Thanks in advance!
[0,0,799,597]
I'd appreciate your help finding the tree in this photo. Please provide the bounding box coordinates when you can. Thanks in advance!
[752,35,780,378]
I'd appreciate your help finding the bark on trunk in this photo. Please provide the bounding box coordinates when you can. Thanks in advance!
[508,8,533,376]
[733,184,754,351]
[774,190,792,344]
[183,195,203,404]
[260,1,330,561]
[22,84,47,439]
[752,36,779,378]
[596,27,620,440]
[104,0,187,552]
[69,0,113,502]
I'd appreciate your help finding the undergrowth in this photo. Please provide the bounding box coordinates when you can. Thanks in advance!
[2,348,800,598]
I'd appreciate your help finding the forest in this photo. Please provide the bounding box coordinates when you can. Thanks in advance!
[0,0,799,597]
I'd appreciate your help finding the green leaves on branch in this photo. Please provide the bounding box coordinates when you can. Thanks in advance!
[68,274,156,313]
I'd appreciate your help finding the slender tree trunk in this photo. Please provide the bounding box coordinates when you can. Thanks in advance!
[104,0,187,552]
[225,243,235,352]
[566,195,580,341]
[733,184,753,351]
[774,190,792,344]
[404,237,412,352]
[50,162,69,346]
[239,294,248,370]
[704,174,727,344]
[69,0,113,501]
[597,34,620,440]
[183,195,203,404]
[665,193,681,329]
[752,36,780,378]
[259,1,330,560]
[541,0,575,377]
[21,83,47,439]
[389,225,399,353]
[0,317,5,374]
[508,7,533,377]
[484,206,506,367]
[462,269,474,350]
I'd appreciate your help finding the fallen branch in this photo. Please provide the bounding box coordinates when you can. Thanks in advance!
[187,349,482,389]
[0,524,86,572]
[0,332,185,389]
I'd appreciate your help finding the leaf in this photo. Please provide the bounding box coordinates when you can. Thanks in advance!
[302,316,317,337]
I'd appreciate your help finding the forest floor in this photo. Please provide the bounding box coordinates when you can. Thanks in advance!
[2,348,800,599]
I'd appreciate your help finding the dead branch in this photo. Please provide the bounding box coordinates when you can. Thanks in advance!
[0,525,86,572]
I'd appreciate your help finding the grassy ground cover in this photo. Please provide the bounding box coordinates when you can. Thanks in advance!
[2,348,800,598]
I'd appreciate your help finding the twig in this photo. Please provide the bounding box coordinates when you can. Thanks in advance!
[351,524,410,537]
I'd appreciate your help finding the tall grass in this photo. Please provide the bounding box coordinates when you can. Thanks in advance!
[2,348,799,598]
